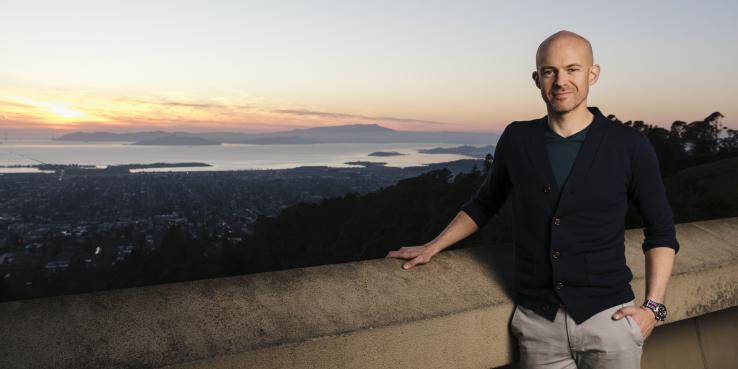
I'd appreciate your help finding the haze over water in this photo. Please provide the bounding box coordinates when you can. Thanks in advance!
[0,139,475,173]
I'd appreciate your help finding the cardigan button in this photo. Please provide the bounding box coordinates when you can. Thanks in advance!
[543,185,551,193]
[553,217,561,226]
[551,250,561,259]
[555,281,564,289]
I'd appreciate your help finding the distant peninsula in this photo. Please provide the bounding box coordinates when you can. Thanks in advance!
[54,123,500,146]
[368,151,404,157]
[418,144,495,159]
[113,162,212,169]
[5,162,213,174]
[130,135,221,146]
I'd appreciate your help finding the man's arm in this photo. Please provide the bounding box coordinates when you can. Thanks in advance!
[425,211,483,255]
[429,123,513,254]
[386,211,480,270]
[457,124,514,232]
[628,134,680,302]
[386,124,513,269]
[627,134,680,256]
[644,247,675,303]
[612,134,680,334]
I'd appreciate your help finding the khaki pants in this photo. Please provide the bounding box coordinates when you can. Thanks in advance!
[510,299,644,369]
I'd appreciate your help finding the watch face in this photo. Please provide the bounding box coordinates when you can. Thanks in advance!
[656,304,667,320]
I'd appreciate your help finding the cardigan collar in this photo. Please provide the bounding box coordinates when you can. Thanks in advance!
[524,106,611,213]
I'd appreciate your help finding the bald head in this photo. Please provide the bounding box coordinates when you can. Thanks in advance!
[536,30,593,70]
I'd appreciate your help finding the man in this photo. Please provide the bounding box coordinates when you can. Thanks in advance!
[386,30,679,369]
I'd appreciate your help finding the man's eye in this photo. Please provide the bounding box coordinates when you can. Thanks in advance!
[569,69,579,72]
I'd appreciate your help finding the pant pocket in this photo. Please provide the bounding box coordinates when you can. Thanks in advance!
[624,313,644,346]
[510,305,521,336]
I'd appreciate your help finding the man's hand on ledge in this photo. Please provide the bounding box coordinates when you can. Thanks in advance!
[612,305,658,341]
[385,244,439,270]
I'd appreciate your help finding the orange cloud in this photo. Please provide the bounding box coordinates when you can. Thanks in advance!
[0,88,453,132]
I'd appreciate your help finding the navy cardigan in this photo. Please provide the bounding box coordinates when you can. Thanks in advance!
[461,106,680,324]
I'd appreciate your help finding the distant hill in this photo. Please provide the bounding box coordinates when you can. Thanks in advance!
[54,131,174,142]
[130,135,221,146]
[54,123,501,145]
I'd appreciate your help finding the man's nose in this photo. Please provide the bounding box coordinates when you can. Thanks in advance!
[554,73,567,87]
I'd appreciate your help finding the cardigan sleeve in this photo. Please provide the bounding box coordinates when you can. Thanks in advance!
[627,134,680,254]
[460,123,513,229]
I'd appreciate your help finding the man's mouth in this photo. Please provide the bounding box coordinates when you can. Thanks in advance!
[554,91,572,98]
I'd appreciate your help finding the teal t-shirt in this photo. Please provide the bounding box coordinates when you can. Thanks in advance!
[544,118,592,190]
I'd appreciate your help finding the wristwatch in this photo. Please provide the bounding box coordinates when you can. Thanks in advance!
[642,299,667,321]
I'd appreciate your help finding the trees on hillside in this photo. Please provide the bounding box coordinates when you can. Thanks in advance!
[607,112,737,175]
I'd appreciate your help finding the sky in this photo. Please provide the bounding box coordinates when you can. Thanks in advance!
[1,0,737,136]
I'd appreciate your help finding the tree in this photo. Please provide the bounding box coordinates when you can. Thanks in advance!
[683,112,724,159]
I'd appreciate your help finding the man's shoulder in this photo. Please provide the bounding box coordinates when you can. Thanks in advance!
[510,116,544,126]
[503,117,543,135]
[601,117,649,147]
[592,115,652,163]
[603,116,641,134]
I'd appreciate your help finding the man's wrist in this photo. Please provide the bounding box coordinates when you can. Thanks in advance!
[425,242,443,256]
[641,305,657,320]
[642,298,668,321]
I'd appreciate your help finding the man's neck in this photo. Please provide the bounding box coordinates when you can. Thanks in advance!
[547,105,594,138]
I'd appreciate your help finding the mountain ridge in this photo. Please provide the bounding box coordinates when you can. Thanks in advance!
[54,123,500,145]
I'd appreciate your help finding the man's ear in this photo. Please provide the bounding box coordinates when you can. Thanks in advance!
[589,64,600,86]
[532,71,540,89]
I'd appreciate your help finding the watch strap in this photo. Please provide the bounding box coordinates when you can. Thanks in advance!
[642,299,667,321]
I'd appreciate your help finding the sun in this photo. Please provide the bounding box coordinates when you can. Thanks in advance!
[4,95,113,125]
[46,103,85,119]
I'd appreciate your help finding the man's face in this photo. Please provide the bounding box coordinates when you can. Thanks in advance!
[532,38,599,114]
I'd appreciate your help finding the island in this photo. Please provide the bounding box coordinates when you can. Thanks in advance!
[368,151,405,157]
[417,144,494,159]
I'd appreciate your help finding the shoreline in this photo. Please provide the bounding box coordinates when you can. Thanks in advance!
[0,157,485,176]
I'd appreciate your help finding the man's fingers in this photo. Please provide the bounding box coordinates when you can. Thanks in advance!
[385,246,432,269]
[403,255,425,270]
[386,250,402,258]
[387,247,417,259]
[612,306,636,319]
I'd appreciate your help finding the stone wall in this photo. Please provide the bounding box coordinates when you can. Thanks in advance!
[1,217,736,369]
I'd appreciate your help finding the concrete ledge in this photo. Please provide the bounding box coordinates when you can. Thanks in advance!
[0,217,737,369]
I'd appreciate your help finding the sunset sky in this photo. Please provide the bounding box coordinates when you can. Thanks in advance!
[1,0,736,136]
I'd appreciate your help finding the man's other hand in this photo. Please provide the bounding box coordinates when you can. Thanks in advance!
[385,244,437,270]
[612,305,657,341]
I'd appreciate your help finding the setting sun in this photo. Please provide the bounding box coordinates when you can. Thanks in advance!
[46,103,85,119]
